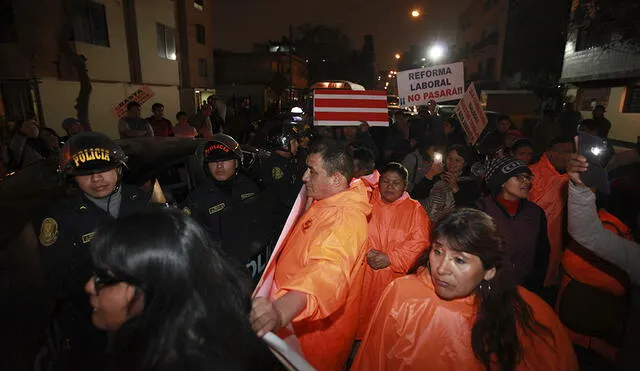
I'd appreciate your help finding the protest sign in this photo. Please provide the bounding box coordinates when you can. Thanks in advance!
[455,83,488,145]
[396,62,464,106]
[313,89,389,127]
[112,86,155,118]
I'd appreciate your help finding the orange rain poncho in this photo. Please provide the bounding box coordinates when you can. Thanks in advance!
[529,154,569,286]
[274,181,372,371]
[353,269,578,371]
[356,190,430,339]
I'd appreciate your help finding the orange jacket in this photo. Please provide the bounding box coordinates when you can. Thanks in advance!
[529,154,569,286]
[360,170,380,199]
[357,190,430,339]
[562,209,633,296]
[353,269,578,371]
[274,180,372,371]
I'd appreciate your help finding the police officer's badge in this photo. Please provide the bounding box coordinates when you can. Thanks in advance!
[182,207,192,216]
[39,217,59,247]
[272,166,284,180]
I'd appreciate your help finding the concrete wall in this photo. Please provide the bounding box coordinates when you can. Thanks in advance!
[135,0,180,86]
[569,86,640,143]
[39,78,179,139]
[75,0,130,83]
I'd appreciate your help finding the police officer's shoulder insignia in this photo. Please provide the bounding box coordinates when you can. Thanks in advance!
[272,166,284,180]
[208,203,225,214]
[182,207,192,216]
[241,192,256,200]
[81,232,95,244]
[39,217,59,247]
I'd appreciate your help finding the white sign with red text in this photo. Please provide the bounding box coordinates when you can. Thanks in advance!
[396,62,464,106]
[455,83,488,145]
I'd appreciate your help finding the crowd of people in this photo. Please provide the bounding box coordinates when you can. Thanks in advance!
[4,95,639,371]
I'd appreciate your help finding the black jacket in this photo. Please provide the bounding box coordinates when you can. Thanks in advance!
[36,185,152,367]
[183,174,277,282]
[475,195,550,295]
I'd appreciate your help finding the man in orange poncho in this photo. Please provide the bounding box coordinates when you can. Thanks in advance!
[357,162,430,339]
[251,138,372,371]
[529,136,573,286]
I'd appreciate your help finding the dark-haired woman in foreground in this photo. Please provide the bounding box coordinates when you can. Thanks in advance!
[352,208,577,371]
[84,209,278,371]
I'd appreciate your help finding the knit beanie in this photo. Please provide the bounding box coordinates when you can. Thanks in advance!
[484,157,532,193]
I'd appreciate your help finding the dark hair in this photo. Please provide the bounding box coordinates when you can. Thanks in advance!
[176,111,187,120]
[512,138,533,152]
[308,138,354,181]
[498,115,513,124]
[90,209,273,371]
[151,103,164,111]
[578,118,598,134]
[446,144,470,168]
[380,162,409,184]
[127,101,141,111]
[548,135,574,149]
[414,209,551,371]
[352,147,375,175]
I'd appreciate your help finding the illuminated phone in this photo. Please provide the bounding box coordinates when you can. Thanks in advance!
[578,132,611,193]
[433,152,443,164]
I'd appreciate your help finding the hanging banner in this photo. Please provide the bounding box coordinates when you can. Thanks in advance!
[313,90,389,127]
[112,86,155,118]
[455,83,488,145]
[396,62,465,106]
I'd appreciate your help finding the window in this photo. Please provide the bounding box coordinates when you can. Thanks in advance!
[194,0,204,10]
[156,23,176,60]
[72,0,109,47]
[195,24,206,44]
[0,0,17,42]
[623,86,640,113]
[198,58,208,77]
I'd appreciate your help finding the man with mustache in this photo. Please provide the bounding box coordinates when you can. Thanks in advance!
[36,132,154,370]
[476,157,551,300]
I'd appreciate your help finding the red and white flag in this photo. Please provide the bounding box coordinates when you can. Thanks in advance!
[313,89,389,127]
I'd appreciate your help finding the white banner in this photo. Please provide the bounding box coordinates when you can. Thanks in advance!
[396,62,465,106]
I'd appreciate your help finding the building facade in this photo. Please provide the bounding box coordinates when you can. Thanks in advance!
[457,0,571,91]
[0,0,181,138]
[214,50,309,113]
[560,1,640,143]
[175,0,215,114]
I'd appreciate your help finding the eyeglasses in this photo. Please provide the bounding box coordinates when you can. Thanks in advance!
[515,174,534,183]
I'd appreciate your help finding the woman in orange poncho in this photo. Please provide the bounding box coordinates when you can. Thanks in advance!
[353,208,578,371]
[357,162,431,339]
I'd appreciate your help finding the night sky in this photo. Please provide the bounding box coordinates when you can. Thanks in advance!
[213,0,471,70]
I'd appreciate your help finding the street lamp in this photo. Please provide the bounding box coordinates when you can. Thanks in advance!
[394,53,401,60]
[428,43,446,63]
[410,9,421,18]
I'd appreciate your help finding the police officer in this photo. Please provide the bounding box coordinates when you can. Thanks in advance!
[252,122,304,230]
[183,134,276,282]
[36,132,153,370]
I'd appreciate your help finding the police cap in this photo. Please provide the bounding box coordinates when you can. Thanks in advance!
[265,122,299,152]
[59,132,127,176]
[203,134,243,163]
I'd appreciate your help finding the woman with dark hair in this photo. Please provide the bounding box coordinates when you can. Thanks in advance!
[85,209,277,371]
[412,144,482,220]
[356,162,431,339]
[352,208,577,371]
[443,116,467,147]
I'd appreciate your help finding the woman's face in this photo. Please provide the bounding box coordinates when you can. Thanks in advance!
[497,119,511,134]
[379,171,406,203]
[85,270,142,331]
[445,150,465,173]
[514,145,533,165]
[429,237,495,300]
[501,173,533,200]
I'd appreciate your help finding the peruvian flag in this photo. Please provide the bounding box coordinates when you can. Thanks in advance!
[313,89,389,127]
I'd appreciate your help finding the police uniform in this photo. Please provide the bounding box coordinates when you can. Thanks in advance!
[183,135,277,284]
[37,132,152,370]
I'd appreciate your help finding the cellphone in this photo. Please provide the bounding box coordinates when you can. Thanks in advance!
[433,152,443,164]
[578,132,611,193]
